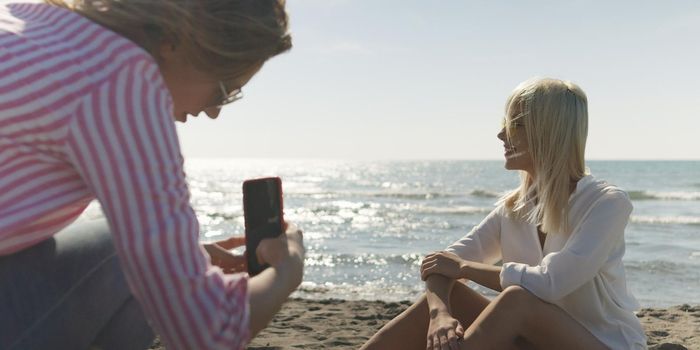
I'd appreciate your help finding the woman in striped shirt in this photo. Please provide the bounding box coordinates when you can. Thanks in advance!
[0,1,305,349]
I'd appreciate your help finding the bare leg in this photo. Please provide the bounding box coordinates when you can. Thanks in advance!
[361,282,490,350]
[460,286,608,350]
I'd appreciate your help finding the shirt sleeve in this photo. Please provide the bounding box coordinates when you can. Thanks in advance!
[499,189,632,302]
[445,206,503,264]
[63,59,250,350]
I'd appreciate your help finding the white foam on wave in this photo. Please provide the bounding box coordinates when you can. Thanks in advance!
[293,280,425,301]
[631,215,700,225]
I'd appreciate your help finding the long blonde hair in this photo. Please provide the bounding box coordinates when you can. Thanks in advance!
[500,78,589,234]
[44,0,292,79]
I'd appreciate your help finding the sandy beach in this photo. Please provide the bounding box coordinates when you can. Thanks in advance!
[148,298,699,349]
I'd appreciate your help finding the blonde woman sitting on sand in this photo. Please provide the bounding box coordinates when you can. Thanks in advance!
[361,78,646,350]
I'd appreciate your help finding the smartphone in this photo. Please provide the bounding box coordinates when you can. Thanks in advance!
[242,177,284,276]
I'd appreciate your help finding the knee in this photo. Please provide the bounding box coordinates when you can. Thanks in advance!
[501,285,533,298]
[57,218,116,263]
[497,285,538,309]
[92,297,154,350]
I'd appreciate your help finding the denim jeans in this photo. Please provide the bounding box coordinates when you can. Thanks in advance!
[0,218,155,350]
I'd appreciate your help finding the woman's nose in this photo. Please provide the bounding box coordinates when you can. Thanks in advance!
[497,128,506,141]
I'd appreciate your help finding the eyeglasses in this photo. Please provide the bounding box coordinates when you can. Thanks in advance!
[210,81,243,109]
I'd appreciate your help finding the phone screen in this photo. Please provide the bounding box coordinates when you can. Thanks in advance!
[243,177,283,276]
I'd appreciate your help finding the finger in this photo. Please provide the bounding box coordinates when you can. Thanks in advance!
[420,259,436,272]
[455,323,464,338]
[422,253,437,264]
[232,236,246,248]
[220,255,246,269]
[432,335,440,350]
[430,334,440,350]
[257,237,290,267]
[423,256,438,264]
[446,328,459,350]
[430,255,445,261]
[421,264,437,280]
[254,243,265,265]
[423,253,434,261]
[439,332,449,350]
[284,222,302,235]
[217,236,246,249]
[420,262,428,275]
[421,257,434,266]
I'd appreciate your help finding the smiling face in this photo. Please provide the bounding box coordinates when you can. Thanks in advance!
[157,45,262,123]
[497,106,535,176]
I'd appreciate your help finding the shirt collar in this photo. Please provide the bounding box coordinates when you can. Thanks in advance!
[569,174,594,202]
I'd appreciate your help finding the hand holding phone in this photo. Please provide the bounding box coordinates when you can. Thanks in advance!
[255,222,305,267]
[243,177,284,276]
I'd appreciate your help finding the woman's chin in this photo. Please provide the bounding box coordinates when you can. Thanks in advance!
[503,158,516,170]
[503,160,526,172]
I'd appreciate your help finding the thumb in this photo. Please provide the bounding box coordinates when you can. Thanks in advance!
[254,242,266,265]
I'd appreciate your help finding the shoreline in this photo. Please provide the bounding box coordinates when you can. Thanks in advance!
[149,298,699,349]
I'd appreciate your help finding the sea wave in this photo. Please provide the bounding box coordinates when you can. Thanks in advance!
[628,190,700,201]
[304,252,425,268]
[630,215,700,226]
[413,205,493,215]
[368,192,457,200]
[624,260,693,275]
[293,281,423,302]
[470,189,503,198]
[288,191,457,200]
[289,189,507,201]
[293,280,498,302]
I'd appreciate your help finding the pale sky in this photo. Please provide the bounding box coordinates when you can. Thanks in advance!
[177,0,700,160]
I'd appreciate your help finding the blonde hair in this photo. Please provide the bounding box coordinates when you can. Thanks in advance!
[500,78,589,234]
[44,0,292,80]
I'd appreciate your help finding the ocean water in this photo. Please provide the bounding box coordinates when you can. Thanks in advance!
[82,159,700,307]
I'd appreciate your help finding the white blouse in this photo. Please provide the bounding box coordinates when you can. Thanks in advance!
[446,175,647,349]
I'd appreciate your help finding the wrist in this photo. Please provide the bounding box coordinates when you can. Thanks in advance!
[276,252,304,288]
[459,260,470,278]
[428,306,450,319]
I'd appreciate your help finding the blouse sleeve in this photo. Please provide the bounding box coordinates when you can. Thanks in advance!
[499,189,633,302]
[63,59,250,350]
[445,206,503,265]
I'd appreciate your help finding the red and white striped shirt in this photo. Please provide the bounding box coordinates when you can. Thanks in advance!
[0,3,249,349]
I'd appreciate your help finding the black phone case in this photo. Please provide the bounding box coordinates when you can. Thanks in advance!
[243,177,284,276]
